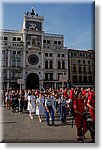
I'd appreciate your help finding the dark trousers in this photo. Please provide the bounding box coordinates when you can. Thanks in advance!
[20,100,24,111]
[59,106,66,122]
[46,106,54,124]
[12,99,18,112]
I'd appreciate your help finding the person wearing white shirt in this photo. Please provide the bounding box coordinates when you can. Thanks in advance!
[27,90,34,119]
[36,93,45,122]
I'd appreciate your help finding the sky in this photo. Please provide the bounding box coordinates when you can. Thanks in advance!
[1,0,95,50]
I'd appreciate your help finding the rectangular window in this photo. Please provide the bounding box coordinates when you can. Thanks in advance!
[83,60,85,64]
[45,53,48,57]
[13,37,16,41]
[17,59,21,67]
[45,73,48,80]
[79,76,82,83]
[12,51,16,55]
[17,51,21,55]
[78,60,80,64]
[83,76,87,83]
[49,53,52,57]
[47,40,50,44]
[88,60,90,64]
[58,54,60,57]
[88,67,91,73]
[62,54,64,57]
[54,41,57,44]
[1,59,7,67]
[17,37,21,41]
[12,59,16,67]
[58,41,61,45]
[79,66,82,73]
[4,36,8,40]
[43,40,46,43]
[2,71,7,79]
[50,73,53,80]
[71,52,73,56]
[89,76,92,83]
[83,67,86,73]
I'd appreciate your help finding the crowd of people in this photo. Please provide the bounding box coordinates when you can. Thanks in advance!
[4,87,95,143]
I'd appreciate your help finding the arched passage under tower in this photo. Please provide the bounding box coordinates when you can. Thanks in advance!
[26,73,39,90]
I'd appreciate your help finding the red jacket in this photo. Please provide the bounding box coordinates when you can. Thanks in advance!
[87,95,95,116]
[73,98,85,115]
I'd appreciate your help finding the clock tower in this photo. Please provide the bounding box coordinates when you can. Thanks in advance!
[22,7,44,89]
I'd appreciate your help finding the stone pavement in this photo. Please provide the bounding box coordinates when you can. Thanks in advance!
[1,106,92,143]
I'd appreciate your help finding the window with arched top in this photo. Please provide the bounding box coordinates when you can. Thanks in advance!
[45,60,48,69]
[58,61,61,69]
[62,61,65,69]
[73,66,76,73]
[49,60,53,69]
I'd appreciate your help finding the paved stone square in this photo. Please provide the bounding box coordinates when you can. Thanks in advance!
[1,106,92,143]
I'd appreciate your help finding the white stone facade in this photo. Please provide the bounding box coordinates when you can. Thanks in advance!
[0,9,68,90]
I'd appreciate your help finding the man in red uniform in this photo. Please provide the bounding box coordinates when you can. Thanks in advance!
[73,92,87,142]
[81,88,87,111]
[63,88,68,98]
[69,88,74,100]
[87,90,95,142]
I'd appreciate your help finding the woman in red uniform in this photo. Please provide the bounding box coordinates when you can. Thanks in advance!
[87,91,95,142]
[73,92,87,142]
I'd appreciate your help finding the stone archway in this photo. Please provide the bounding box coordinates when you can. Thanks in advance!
[26,73,39,90]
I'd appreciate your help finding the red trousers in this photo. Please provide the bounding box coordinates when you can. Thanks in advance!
[74,115,87,137]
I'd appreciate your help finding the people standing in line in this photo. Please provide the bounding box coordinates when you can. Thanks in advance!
[87,90,95,142]
[24,90,28,110]
[68,88,74,116]
[50,90,56,112]
[5,90,11,110]
[11,90,18,113]
[28,91,36,120]
[35,89,39,98]
[73,92,87,143]
[36,92,45,122]
[20,90,25,112]
[58,94,67,124]
[45,92,56,126]
[27,90,33,119]
[31,91,36,113]
[54,92,59,113]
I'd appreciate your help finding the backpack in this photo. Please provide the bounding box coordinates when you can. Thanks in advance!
[69,99,78,117]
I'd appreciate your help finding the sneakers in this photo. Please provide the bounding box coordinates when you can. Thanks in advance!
[39,119,42,122]
[50,117,52,121]
[29,114,31,117]
[47,123,50,126]
[31,116,33,119]
[47,122,56,126]
[50,123,56,127]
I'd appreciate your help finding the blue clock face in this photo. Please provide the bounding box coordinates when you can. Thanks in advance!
[26,21,42,31]
[28,54,39,65]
